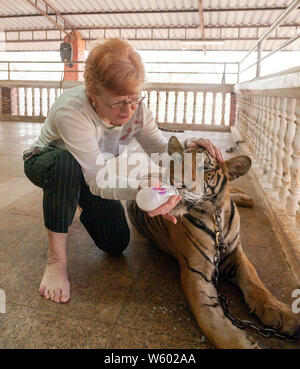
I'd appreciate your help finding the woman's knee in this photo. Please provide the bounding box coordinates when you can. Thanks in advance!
[97,236,130,255]
[95,228,130,254]
[53,150,81,178]
[80,211,130,254]
[43,149,82,190]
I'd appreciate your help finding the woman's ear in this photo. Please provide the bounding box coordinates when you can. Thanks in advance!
[225,155,251,181]
[87,92,97,108]
[168,136,184,155]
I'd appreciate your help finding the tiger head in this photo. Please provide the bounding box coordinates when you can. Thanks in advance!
[167,136,251,216]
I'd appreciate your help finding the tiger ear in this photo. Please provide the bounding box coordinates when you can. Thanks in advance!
[168,136,184,155]
[225,155,251,181]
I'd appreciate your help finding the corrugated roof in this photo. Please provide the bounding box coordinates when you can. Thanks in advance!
[0,0,299,51]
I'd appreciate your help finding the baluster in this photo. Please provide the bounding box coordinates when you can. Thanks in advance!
[242,96,249,138]
[240,96,248,141]
[24,87,28,116]
[254,95,261,158]
[236,95,243,135]
[246,95,251,138]
[258,96,269,173]
[249,95,257,155]
[47,88,51,115]
[279,98,296,205]
[211,92,216,125]
[16,88,20,116]
[286,100,299,215]
[174,91,179,123]
[221,92,226,126]
[192,92,197,124]
[156,91,160,122]
[246,95,252,151]
[39,88,43,116]
[255,95,265,170]
[273,97,288,194]
[251,95,258,158]
[165,91,170,123]
[263,96,274,177]
[267,96,280,184]
[201,92,206,125]
[183,91,188,123]
[147,90,151,109]
[236,95,242,135]
[246,95,252,152]
[32,88,35,116]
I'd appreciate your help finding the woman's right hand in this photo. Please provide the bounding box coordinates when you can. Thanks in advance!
[147,194,182,224]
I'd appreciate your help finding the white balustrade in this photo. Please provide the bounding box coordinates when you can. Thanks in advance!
[0,81,234,130]
[235,66,300,216]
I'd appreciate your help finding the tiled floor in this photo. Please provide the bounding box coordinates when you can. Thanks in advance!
[0,121,299,349]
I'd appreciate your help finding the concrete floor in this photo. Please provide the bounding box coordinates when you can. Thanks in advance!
[0,121,299,349]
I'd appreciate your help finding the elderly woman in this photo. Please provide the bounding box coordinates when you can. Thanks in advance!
[23,38,223,304]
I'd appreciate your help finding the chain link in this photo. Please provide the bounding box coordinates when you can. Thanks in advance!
[212,212,299,343]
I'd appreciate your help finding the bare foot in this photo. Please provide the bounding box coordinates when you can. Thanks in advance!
[39,262,70,303]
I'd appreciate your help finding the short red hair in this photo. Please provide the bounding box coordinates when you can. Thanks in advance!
[84,38,145,96]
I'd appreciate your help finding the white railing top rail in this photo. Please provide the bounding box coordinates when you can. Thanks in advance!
[239,31,300,75]
[0,60,239,82]
[239,0,300,65]
[0,80,234,93]
[238,0,300,79]
[235,65,300,98]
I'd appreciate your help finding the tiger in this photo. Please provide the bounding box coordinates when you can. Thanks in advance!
[126,135,300,349]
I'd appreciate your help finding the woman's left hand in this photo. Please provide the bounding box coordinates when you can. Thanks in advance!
[185,137,224,163]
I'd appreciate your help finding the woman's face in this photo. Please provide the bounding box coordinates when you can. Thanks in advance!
[91,89,141,126]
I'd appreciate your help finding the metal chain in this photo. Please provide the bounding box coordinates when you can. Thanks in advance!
[212,211,299,343]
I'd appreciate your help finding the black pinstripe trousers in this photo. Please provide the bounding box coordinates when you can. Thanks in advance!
[24,147,130,254]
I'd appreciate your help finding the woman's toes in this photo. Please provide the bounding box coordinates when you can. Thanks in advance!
[61,291,70,303]
[39,285,46,296]
[54,289,62,303]
[44,289,50,299]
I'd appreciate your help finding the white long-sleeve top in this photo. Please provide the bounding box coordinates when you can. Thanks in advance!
[24,86,170,200]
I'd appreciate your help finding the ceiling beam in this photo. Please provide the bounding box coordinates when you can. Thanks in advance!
[197,0,206,53]
[25,0,83,38]
[4,37,292,43]
[0,7,299,18]
[3,24,300,33]
[41,0,84,38]
[25,0,68,33]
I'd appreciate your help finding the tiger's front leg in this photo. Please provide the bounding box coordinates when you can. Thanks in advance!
[179,258,258,349]
[220,243,300,338]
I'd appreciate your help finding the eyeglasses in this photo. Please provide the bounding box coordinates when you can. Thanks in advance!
[106,95,145,110]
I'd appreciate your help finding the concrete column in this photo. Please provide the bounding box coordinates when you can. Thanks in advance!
[63,31,86,81]
[0,87,18,116]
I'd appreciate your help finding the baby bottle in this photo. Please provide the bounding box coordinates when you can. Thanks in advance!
[136,186,179,212]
